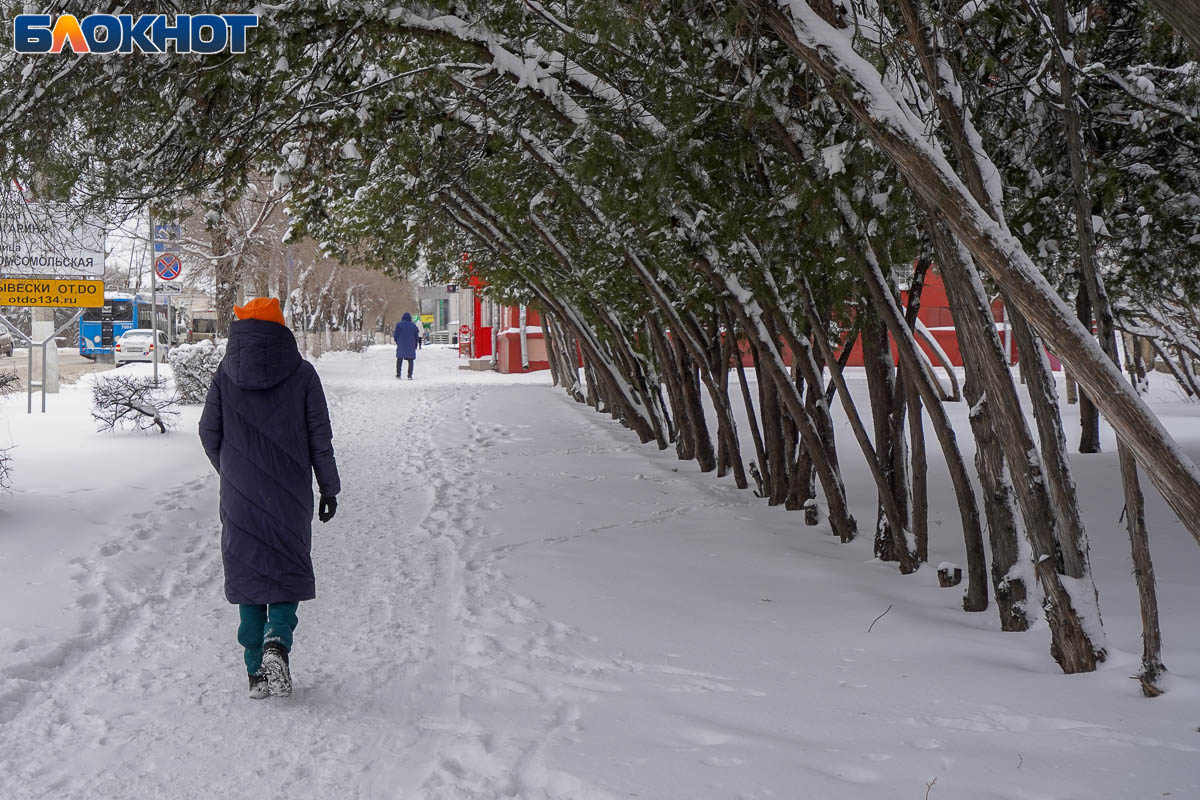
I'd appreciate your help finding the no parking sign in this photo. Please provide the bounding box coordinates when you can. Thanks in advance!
[154,253,182,281]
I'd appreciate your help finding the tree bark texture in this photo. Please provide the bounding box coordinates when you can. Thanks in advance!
[1050,0,1158,687]
[1076,287,1102,452]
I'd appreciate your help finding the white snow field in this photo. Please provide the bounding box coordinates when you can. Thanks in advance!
[1,345,1198,800]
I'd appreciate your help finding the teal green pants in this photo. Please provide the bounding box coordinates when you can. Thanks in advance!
[238,603,299,676]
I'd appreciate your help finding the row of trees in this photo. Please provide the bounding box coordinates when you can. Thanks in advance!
[2,0,1198,692]
[166,183,420,350]
[99,181,418,352]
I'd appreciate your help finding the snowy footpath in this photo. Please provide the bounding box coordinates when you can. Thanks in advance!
[1,345,1198,799]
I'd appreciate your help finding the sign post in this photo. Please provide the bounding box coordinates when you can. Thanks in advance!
[0,308,86,413]
[151,244,158,384]
[151,227,182,386]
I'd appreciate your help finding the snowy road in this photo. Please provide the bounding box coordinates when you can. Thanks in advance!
[2,345,1199,799]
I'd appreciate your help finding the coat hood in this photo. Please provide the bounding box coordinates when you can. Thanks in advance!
[222,318,303,390]
[235,297,287,326]
[401,312,412,322]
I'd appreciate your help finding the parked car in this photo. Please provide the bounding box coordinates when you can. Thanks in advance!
[0,329,12,357]
[114,328,169,365]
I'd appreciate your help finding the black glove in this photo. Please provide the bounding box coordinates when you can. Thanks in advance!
[318,495,337,523]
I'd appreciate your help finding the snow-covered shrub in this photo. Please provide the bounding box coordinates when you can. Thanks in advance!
[168,340,225,404]
[91,375,179,434]
[0,370,18,397]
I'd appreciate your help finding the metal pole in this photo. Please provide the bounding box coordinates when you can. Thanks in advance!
[490,300,498,367]
[150,213,159,385]
[15,310,82,414]
[0,315,36,414]
[519,304,529,370]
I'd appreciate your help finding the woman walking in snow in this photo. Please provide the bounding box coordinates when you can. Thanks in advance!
[393,311,421,379]
[199,297,341,699]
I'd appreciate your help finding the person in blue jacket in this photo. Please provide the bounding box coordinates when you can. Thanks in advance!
[198,297,341,699]
[393,311,422,379]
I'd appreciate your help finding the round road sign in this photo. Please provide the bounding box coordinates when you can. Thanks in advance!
[155,253,182,281]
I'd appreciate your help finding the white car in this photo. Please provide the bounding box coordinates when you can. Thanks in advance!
[114,329,169,365]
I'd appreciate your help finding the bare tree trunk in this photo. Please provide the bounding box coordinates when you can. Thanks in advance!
[545,315,565,388]
[800,286,915,572]
[583,353,600,410]
[674,333,717,472]
[861,307,907,563]
[907,379,929,563]
[1010,310,1093,582]
[699,261,857,542]
[210,212,236,339]
[970,390,1029,631]
[710,315,735,478]
[1148,338,1197,398]
[726,306,769,495]
[932,219,1101,670]
[759,363,790,506]
[1050,0,1159,691]
[834,210,988,610]
[1122,430,1164,696]
[648,314,690,457]
[903,257,930,563]
[548,320,585,403]
[1076,287,1102,452]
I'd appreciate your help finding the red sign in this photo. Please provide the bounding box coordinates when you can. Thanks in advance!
[459,324,471,337]
[155,253,182,281]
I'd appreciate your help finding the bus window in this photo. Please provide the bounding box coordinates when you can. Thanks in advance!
[84,301,133,322]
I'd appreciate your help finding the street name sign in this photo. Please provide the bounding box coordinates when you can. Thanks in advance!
[0,199,105,277]
[0,278,104,307]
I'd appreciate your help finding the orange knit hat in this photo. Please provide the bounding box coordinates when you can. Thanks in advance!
[234,297,286,326]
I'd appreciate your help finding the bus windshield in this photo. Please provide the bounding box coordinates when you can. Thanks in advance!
[193,318,217,334]
[83,301,133,322]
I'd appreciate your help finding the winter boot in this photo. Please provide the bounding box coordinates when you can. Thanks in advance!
[248,673,269,700]
[261,642,292,697]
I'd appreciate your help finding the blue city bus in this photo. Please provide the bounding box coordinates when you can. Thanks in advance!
[80,292,175,360]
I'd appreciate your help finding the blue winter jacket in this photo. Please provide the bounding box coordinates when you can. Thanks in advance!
[394,313,421,359]
[198,319,341,605]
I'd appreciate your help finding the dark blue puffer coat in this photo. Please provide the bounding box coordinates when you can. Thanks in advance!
[198,319,340,605]
[393,313,421,359]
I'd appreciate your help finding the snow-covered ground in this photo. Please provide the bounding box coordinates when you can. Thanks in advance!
[1,345,1197,799]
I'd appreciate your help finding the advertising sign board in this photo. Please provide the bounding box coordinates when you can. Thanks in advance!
[0,278,104,307]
